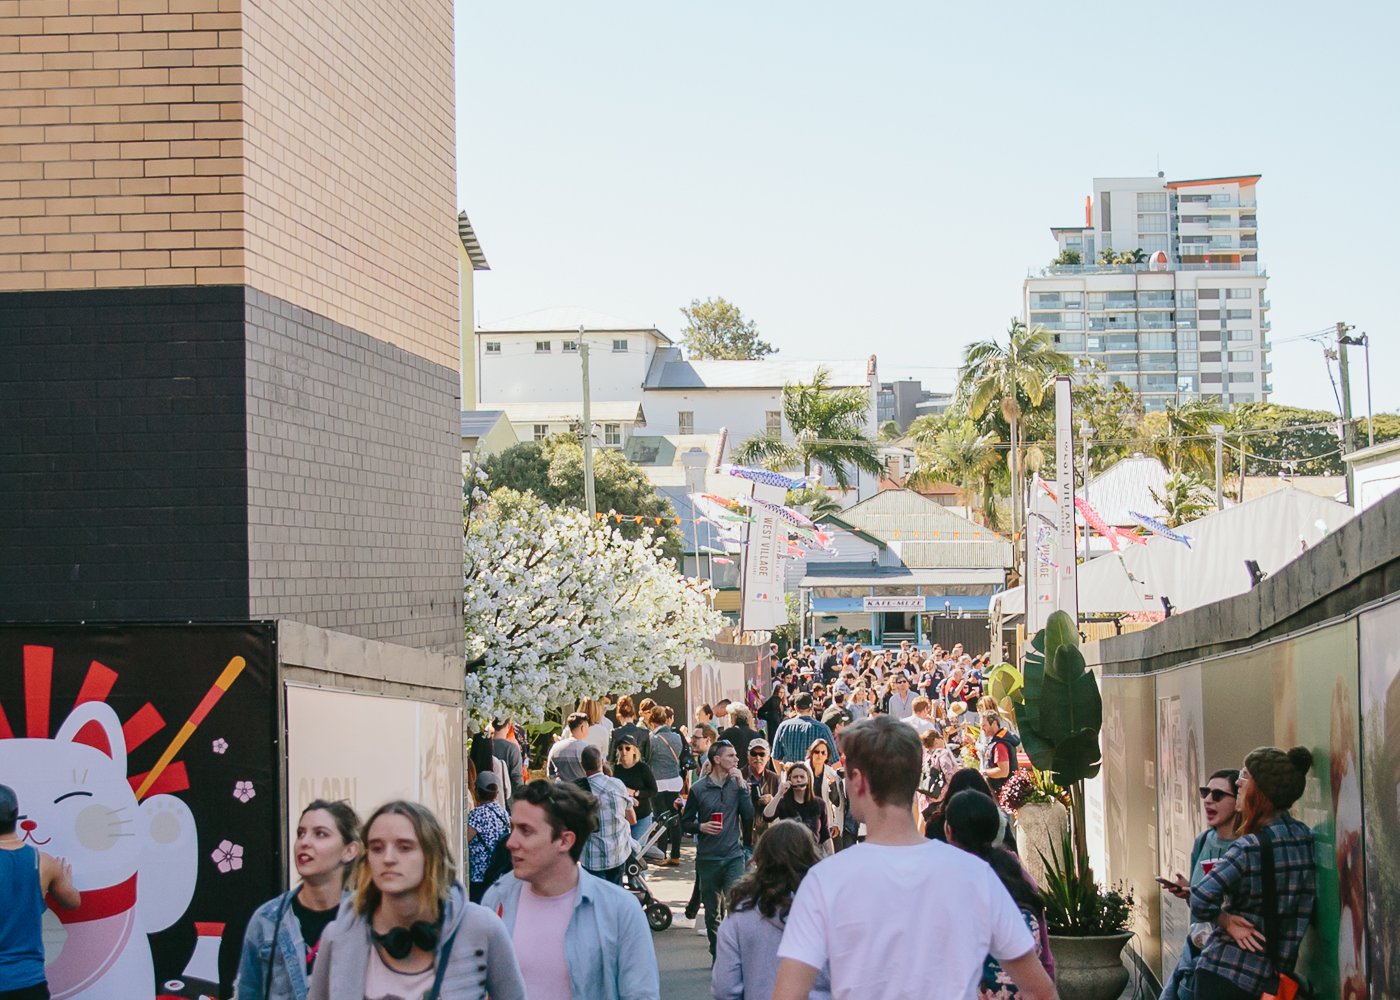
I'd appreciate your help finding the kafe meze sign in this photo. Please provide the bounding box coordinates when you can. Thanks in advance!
[862,596,925,611]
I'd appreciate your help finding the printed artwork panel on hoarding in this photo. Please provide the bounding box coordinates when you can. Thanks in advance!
[1359,600,1400,998]
[0,623,279,1000]
[1154,661,1206,980]
[284,686,463,872]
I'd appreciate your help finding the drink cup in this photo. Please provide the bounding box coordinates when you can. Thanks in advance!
[1201,860,1216,876]
[710,811,723,828]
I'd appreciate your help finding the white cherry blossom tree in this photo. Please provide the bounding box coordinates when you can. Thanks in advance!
[464,487,724,723]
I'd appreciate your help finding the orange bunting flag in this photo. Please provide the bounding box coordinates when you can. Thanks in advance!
[654,517,663,525]
[613,513,623,523]
[634,515,643,525]
[673,517,682,525]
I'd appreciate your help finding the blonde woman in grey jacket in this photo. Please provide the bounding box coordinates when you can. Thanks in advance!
[307,800,524,1000]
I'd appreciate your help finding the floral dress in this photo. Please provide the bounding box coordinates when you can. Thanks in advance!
[466,801,510,884]
[980,906,1042,999]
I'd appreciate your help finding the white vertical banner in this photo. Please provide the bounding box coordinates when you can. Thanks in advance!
[740,480,788,631]
[1026,476,1055,635]
[1054,376,1079,624]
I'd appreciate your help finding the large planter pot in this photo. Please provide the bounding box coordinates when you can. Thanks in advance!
[1047,931,1132,1000]
[1014,799,1068,890]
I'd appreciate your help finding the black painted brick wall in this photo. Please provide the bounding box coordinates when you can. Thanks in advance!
[0,286,251,620]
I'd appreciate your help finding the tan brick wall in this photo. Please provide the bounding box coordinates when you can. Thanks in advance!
[0,0,247,291]
[240,0,457,369]
[0,0,458,370]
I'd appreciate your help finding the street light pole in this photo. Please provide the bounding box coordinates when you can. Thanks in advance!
[580,327,597,520]
[1209,423,1225,510]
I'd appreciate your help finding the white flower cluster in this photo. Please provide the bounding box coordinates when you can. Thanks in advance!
[464,489,726,723]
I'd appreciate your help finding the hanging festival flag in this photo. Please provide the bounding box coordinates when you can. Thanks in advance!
[738,494,818,530]
[1128,510,1193,549]
[1113,526,1147,546]
[720,464,815,491]
[1074,496,1119,552]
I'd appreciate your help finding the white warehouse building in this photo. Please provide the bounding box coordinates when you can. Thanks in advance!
[1024,173,1272,411]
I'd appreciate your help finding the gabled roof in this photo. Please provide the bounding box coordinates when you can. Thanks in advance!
[1084,455,1170,525]
[457,211,489,270]
[834,489,1012,569]
[460,409,509,438]
[644,348,872,391]
[479,307,672,343]
[499,401,646,425]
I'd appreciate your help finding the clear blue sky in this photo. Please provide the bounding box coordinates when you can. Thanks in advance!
[455,2,1399,415]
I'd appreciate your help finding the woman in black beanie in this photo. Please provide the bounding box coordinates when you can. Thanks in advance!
[1187,746,1317,1000]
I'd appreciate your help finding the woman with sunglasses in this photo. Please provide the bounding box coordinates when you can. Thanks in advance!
[307,800,525,1000]
[1158,769,1239,1000]
[804,740,845,855]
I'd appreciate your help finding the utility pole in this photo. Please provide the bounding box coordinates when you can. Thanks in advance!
[1209,424,1225,510]
[579,328,597,520]
[1338,329,1375,448]
[1337,321,1356,505]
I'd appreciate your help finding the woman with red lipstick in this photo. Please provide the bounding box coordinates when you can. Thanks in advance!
[235,799,359,1000]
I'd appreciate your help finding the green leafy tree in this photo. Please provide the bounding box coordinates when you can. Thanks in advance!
[1075,375,1145,475]
[907,418,1000,513]
[680,296,776,360]
[1052,248,1082,266]
[1231,402,1400,476]
[735,367,882,490]
[786,486,842,519]
[1150,470,1216,527]
[1152,397,1230,475]
[878,419,903,442]
[480,436,683,561]
[957,320,1073,540]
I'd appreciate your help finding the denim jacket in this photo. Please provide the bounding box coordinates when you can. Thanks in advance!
[235,886,338,1000]
[482,869,660,1000]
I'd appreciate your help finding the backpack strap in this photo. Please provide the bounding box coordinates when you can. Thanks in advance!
[1257,825,1284,978]
[426,928,460,1000]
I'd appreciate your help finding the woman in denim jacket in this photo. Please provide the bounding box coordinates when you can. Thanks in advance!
[236,800,359,1000]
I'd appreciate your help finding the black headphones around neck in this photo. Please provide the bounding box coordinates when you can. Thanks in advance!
[372,919,441,960]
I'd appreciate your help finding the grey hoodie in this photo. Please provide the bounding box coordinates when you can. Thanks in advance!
[306,882,525,1000]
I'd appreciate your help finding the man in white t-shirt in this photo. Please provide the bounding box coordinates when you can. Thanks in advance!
[901,695,938,736]
[772,715,1057,1000]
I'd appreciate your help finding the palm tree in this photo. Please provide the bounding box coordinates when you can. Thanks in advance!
[878,419,903,442]
[1158,397,1230,475]
[905,413,945,445]
[1150,470,1215,527]
[735,367,883,491]
[958,320,1072,541]
[907,418,1000,513]
[786,486,842,519]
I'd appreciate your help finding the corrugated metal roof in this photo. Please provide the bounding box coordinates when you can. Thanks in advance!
[456,211,489,270]
[800,566,1004,588]
[1084,455,1170,525]
[894,541,1012,569]
[479,307,671,343]
[644,350,871,390]
[831,490,1012,569]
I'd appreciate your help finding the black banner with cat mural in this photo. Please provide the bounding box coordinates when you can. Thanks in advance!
[0,622,279,1000]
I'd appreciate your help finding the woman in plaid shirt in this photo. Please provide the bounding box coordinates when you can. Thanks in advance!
[1190,746,1316,1000]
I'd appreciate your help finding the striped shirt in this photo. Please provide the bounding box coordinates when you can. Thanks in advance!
[1190,813,1316,996]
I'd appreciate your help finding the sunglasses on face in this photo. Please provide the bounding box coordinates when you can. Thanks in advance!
[810,747,828,755]
[1198,787,1236,802]
[749,749,767,756]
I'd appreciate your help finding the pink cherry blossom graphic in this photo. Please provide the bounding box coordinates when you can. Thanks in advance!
[232,780,255,803]
[212,738,229,754]
[212,840,243,873]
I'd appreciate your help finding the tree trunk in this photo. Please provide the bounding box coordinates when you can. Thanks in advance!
[1070,780,1089,872]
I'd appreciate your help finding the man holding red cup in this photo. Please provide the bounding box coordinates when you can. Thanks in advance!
[680,739,753,960]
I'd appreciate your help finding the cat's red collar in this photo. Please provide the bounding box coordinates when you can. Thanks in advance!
[48,874,137,924]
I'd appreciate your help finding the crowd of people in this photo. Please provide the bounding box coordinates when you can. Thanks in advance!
[0,631,1320,1000]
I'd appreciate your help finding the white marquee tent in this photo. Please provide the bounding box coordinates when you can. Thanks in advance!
[993,487,1353,619]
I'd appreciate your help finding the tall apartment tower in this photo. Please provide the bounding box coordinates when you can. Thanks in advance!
[1023,174,1271,410]
[0,0,463,655]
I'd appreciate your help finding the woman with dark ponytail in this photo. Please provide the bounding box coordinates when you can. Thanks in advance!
[1189,746,1317,1000]
[944,790,1053,998]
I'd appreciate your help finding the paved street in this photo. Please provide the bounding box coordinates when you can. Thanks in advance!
[644,846,715,1000]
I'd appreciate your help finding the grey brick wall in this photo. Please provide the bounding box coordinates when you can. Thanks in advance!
[0,287,251,621]
[244,289,463,656]
[1,287,463,658]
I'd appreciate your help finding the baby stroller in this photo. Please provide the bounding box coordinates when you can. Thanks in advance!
[625,806,677,931]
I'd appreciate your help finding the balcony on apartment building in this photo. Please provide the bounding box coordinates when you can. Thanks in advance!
[1037,260,1266,277]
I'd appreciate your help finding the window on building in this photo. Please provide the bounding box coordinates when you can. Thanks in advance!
[1181,194,1211,204]
[1178,375,1199,393]
[1057,333,1086,351]
[485,341,501,354]
[1230,372,1256,383]
[1199,309,1221,321]
[1202,373,1222,384]
[1137,191,1169,212]
[1140,332,1175,351]
[678,411,694,435]
[612,338,628,353]
[1178,331,1198,348]
[1227,288,1253,300]
[766,411,782,435]
[1229,350,1254,363]
[533,424,549,441]
[1226,309,1252,320]
[1198,288,1220,299]
[604,423,622,446]
[535,340,551,353]
[1229,330,1255,342]
[1178,351,1199,369]
[1178,290,1197,307]
[1139,234,1169,253]
[562,339,578,353]
[1137,214,1169,233]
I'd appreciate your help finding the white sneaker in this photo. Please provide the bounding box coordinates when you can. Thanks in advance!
[696,920,708,935]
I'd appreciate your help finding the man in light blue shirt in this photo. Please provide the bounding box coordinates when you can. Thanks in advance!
[485,779,660,1000]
